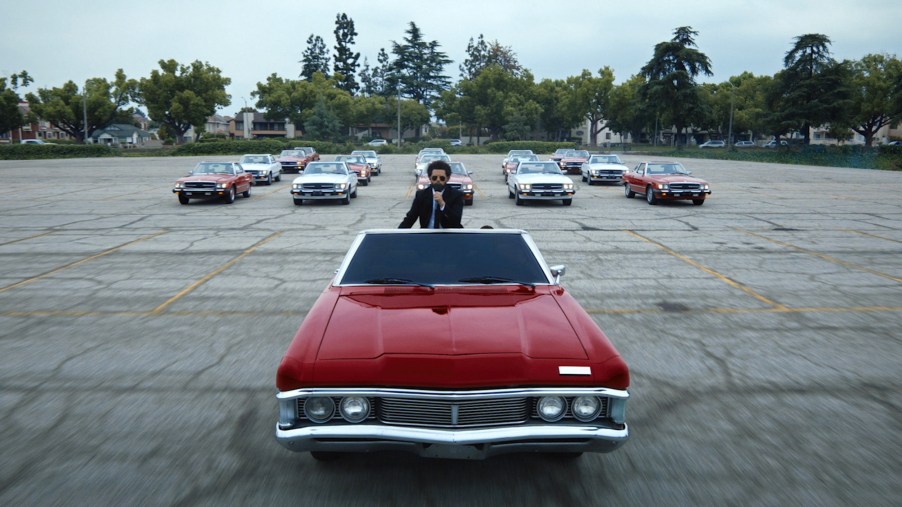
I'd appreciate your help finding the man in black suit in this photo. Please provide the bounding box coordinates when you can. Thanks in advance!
[399,160,464,229]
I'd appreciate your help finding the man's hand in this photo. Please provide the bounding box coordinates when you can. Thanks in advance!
[433,190,445,209]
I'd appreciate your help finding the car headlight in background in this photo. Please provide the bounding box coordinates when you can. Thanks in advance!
[338,396,370,423]
[216,183,227,189]
[335,183,347,190]
[174,182,183,189]
[571,396,602,422]
[536,396,567,422]
[463,184,473,190]
[417,183,429,190]
[703,184,710,190]
[293,184,302,189]
[656,183,669,190]
[563,183,574,190]
[304,397,335,423]
[518,183,531,191]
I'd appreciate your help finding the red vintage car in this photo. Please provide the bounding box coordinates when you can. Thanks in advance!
[416,161,475,205]
[334,155,371,186]
[558,149,590,174]
[171,161,252,205]
[622,161,711,205]
[502,154,539,181]
[276,149,308,173]
[275,229,630,461]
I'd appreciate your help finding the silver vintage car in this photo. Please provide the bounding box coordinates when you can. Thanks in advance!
[507,161,575,206]
[290,161,358,206]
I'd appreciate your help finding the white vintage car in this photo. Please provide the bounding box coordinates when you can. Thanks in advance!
[290,161,358,206]
[351,150,382,175]
[507,160,575,206]
[238,154,282,185]
[580,154,629,185]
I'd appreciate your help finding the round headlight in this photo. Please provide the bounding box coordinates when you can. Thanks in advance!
[571,396,602,422]
[304,397,335,423]
[537,396,567,422]
[339,396,370,423]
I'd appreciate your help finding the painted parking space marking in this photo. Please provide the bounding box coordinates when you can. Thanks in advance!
[625,229,788,310]
[0,230,168,294]
[739,229,902,283]
[150,231,283,314]
[0,230,56,246]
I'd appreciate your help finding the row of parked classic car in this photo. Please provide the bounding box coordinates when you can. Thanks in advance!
[171,147,385,206]
[172,147,711,208]
[502,148,712,206]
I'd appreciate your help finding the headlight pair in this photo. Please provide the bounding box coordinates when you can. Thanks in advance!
[304,396,370,424]
[536,395,602,422]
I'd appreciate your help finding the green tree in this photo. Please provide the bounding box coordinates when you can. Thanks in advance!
[441,65,539,141]
[252,72,354,136]
[359,48,393,97]
[640,26,713,145]
[300,35,331,80]
[0,71,33,137]
[304,96,343,141]
[606,75,652,144]
[138,60,230,144]
[26,69,137,143]
[535,78,580,141]
[848,53,902,146]
[778,34,853,144]
[391,22,452,112]
[459,35,523,80]
[333,13,360,95]
[565,67,616,147]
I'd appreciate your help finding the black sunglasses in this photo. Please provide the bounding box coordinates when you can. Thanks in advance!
[430,175,447,182]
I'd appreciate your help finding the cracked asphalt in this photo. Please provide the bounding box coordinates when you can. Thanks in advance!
[0,154,900,506]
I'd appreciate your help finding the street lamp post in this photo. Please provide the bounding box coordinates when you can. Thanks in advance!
[82,81,88,144]
[726,81,735,147]
[397,87,402,147]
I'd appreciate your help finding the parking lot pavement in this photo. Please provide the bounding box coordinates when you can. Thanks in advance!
[1,155,901,506]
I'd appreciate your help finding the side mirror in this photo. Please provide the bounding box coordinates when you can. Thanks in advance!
[549,265,566,284]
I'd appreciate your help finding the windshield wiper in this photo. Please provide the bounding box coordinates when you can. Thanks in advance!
[458,276,535,288]
[363,277,434,288]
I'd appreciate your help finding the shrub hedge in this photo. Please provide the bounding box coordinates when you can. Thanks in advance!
[0,144,117,160]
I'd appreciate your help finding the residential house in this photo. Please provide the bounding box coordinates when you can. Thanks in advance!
[229,111,297,139]
[91,123,155,147]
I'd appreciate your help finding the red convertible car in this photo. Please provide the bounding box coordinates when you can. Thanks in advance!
[172,161,252,205]
[275,229,630,461]
[622,161,711,205]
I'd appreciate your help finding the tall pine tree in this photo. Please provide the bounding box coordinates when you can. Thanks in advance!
[300,35,330,80]
[333,13,360,95]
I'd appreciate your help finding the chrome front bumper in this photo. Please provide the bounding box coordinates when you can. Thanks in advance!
[276,422,628,459]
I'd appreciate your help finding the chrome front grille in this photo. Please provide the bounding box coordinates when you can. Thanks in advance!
[184,181,216,189]
[670,182,701,190]
[380,397,529,428]
[447,183,462,191]
[301,183,334,190]
[531,183,563,191]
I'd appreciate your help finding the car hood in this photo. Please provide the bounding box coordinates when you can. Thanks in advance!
[651,174,708,184]
[292,174,348,184]
[176,174,234,183]
[514,174,571,184]
[277,286,629,389]
[586,163,627,170]
[561,157,588,163]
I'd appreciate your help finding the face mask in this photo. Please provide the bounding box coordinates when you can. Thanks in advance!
[431,182,445,192]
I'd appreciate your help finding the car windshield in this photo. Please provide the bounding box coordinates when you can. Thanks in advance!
[590,155,622,164]
[192,163,232,175]
[305,163,345,175]
[517,162,561,175]
[554,149,570,155]
[240,156,267,164]
[647,163,688,175]
[340,232,548,286]
[448,163,468,175]
[280,150,300,157]
[336,156,365,163]
[569,150,589,158]
[353,151,377,157]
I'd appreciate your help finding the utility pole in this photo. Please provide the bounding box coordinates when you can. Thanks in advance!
[396,87,402,147]
[82,81,88,144]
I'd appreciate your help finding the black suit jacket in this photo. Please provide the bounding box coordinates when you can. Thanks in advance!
[398,186,464,229]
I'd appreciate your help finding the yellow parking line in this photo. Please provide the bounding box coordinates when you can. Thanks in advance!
[740,229,902,283]
[151,231,283,314]
[843,229,902,244]
[0,230,56,246]
[0,230,168,294]
[626,230,787,309]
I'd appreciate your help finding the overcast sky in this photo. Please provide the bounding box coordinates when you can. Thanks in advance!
[4,0,900,115]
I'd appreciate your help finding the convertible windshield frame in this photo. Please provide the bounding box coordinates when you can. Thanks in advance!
[334,229,556,287]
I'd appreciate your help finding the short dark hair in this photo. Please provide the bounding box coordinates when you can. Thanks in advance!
[427,160,451,177]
